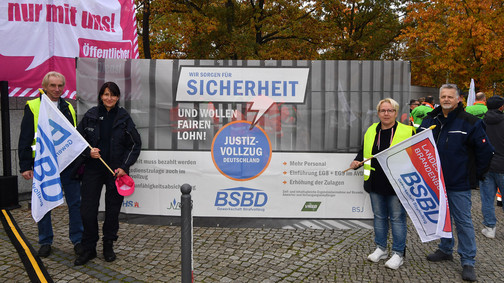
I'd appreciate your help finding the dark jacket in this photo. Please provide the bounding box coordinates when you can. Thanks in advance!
[418,102,494,191]
[483,109,504,173]
[18,96,75,173]
[77,105,141,173]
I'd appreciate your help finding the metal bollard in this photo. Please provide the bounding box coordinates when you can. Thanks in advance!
[180,184,193,283]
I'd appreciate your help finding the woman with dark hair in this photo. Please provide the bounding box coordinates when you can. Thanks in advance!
[74,82,141,266]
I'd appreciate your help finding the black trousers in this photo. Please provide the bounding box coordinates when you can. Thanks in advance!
[80,168,124,251]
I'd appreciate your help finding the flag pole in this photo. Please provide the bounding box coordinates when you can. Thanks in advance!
[342,157,371,173]
[39,89,116,177]
[341,125,437,173]
[87,145,116,176]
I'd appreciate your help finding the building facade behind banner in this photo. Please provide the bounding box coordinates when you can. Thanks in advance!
[72,59,411,219]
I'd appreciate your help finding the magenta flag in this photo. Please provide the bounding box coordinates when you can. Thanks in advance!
[0,0,139,99]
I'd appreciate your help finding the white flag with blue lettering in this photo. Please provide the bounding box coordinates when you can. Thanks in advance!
[374,129,452,242]
[32,94,88,222]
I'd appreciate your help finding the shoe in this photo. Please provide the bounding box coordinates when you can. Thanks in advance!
[426,249,453,262]
[481,226,496,238]
[74,243,84,256]
[462,265,477,281]
[74,250,97,266]
[103,240,116,262]
[367,247,388,262]
[38,244,51,258]
[384,254,404,270]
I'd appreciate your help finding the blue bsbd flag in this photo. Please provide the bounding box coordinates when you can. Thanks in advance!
[32,94,88,222]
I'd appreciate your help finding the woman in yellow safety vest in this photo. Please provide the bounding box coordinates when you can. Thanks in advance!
[348,98,414,270]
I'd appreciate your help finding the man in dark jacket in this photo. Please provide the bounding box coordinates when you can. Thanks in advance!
[18,71,83,257]
[418,84,494,282]
[479,95,504,239]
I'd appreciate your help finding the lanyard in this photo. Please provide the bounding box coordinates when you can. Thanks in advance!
[377,127,394,151]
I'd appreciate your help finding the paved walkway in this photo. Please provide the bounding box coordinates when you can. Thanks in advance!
[0,190,503,282]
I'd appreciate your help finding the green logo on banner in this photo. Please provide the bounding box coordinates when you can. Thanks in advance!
[302,202,321,211]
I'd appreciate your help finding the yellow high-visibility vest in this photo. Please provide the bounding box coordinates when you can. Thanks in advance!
[27,98,77,157]
[362,122,414,181]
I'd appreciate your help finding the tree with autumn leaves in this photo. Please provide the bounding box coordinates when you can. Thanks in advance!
[135,0,405,60]
[400,0,504,93]
[135,0,504,92]
[316,0,405,60]
[136,0,322,60]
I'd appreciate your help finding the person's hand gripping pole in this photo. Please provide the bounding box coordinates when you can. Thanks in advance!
[38,88,116,177]
[342,125,436,173]
[88,147,116,176]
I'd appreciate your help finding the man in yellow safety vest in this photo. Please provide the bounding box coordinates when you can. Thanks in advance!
[18,71,83,258]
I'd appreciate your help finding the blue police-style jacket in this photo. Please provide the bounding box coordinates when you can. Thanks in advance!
[418,102,494,191]
[77,105,141,174]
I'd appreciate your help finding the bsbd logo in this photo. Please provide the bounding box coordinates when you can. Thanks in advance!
[215,187,268,207]
[400,172,439,223]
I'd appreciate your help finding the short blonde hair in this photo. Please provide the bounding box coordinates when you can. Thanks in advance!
[41,71,66,88]
[376,98,399,112]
